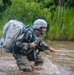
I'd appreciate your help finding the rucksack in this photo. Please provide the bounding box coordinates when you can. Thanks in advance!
[1,20,27,52]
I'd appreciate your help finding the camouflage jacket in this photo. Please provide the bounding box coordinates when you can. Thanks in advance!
[16,28,49,54]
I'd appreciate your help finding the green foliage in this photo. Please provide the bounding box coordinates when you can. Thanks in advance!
[54,0,74,7]
[0,0,74,40]
[38,0,54,7]
[0,15,9,37]
[0,0,4,12]
[48,7,74,40]
[5,0,52,25]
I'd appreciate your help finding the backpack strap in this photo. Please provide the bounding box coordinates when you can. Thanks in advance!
[20,28,39,44]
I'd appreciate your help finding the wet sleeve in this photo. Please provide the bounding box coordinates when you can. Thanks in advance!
[16,34,26,48]
[40,41,49,50]
[16,31,33,50]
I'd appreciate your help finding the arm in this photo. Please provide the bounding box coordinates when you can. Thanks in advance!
[16,30,41,50]
[40,41,55,52]
[16,34,29,50]
[47,46,55,52]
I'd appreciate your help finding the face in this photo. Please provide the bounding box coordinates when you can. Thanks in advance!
[41,27,47,34]
[35,30,41,36]
[35,27,47,36]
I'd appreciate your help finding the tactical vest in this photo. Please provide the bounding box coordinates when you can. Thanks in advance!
[20,28,36,43]
[12,28,37,59]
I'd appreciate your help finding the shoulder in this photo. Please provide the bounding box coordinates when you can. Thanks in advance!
[23,28,33,39]
[24,27,34,34]
[17,34,24,40]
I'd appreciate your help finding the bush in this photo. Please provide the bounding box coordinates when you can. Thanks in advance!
[0,0,74,40]
[5,0,51,25]
[48,7,74,40]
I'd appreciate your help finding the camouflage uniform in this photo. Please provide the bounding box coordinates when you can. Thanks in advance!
[13,19,49,71]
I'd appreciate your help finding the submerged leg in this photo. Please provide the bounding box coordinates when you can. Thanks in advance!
[34,55,44,66]
[16,54,32,72]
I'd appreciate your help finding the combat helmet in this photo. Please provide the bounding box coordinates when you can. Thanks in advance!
[33,19,47,29]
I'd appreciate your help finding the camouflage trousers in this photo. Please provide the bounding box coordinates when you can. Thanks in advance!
[15,51,44,72]
[16,55,32,72]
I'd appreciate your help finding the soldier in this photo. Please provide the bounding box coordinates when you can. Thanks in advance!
[12,19,54,72]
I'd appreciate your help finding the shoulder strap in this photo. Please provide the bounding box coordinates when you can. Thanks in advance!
[20,28,35,43]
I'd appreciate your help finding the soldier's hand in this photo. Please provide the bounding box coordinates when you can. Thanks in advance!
[48,47,55,52]
[31,42,36,49]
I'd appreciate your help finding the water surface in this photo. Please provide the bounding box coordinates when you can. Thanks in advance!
[0,41,74,75]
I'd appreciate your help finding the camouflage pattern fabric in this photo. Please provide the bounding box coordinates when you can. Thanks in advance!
[1,20,24,52]
[13,28,49,71]
[16,54,32,71]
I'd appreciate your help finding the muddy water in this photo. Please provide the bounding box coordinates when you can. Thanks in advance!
[0,41,74,75]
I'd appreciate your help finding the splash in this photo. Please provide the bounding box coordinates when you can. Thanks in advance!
[34,56,60,75]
